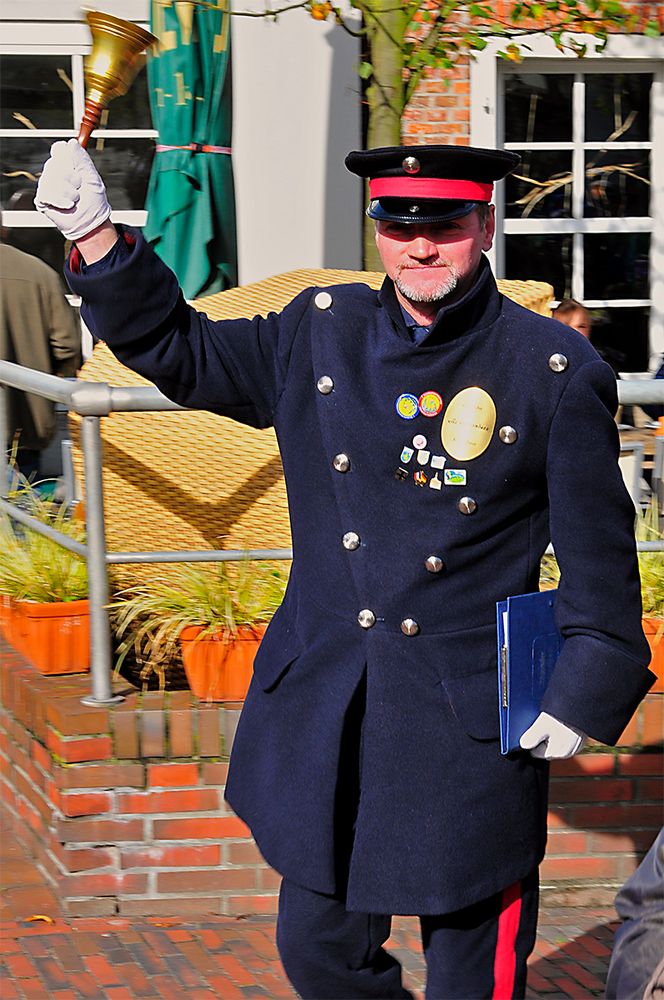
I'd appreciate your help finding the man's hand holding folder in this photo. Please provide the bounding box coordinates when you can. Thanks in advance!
[497,589,588,758]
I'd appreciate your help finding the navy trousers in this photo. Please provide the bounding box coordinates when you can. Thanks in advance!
[275,672,539,998]
[276,871,539,1000]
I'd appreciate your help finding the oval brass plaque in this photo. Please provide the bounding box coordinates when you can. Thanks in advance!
[441,387,496,461]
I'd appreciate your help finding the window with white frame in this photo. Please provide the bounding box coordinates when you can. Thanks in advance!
[471,40,663,372]
[0,30,155,283]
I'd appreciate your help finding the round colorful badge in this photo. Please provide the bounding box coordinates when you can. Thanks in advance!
[395,393,419,420]
[418,390,443,417]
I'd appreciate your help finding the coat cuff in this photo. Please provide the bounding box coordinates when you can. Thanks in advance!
[540,633,656,745]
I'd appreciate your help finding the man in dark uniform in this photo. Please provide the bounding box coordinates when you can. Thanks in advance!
[36,139,655,999]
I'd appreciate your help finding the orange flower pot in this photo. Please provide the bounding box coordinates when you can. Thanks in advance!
[179,625,266,701]
[643,617,664,694]
[6,599,90,675]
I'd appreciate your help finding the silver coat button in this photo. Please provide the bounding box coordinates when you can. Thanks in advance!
[343,531,360,550]
[314,291,333,310]
[499,426,518,445]
[333,453,351,473]
[549,353,568,373]
[425,555,444,574]
[458,496,477,515]
[317,375,334,394]
[358,609,376,629]
[402,156,420,174]
[401,618,420,636]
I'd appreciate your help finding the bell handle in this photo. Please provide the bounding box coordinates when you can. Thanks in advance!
[78,99,104,149]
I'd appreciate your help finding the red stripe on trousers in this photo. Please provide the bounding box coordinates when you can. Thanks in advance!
[492,880,523,999]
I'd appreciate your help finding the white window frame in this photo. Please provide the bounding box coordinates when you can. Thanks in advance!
[0,12,156,235]
[470,34,664,367]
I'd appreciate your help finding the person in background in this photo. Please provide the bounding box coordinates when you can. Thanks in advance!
[605,828,664,1000]
[1,228,81,480]
[552,298,592,339]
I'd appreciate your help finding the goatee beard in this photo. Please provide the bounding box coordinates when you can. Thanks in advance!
[395,265,459,304]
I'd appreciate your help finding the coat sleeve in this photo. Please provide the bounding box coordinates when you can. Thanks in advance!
[65,229,313,429]
[540,358,655,744]
[43,269,81,377]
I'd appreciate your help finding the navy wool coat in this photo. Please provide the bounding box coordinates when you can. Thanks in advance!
[67,232,655,916]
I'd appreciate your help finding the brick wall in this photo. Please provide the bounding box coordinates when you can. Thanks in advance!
[1,640,662,917]
[400,2,664,146]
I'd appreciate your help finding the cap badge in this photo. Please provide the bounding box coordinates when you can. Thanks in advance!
[408,204,420,214]
[402,156,420,175]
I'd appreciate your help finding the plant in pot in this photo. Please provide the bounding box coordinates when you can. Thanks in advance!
[636,499,664,692]
[111,559,289,700]
[0,491,89,675]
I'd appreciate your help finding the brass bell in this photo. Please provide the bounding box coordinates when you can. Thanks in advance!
[78,11,157,149]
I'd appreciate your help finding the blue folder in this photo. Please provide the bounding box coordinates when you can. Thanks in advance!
[496,589,563,755]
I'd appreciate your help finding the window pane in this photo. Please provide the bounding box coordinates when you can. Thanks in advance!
[590,307,649,373]
[86,139,155,210]
[503,74,573,143]
[0,55,74,129]
[0,136,48,210]
[3,227,70,293]
[100,65,153,130]
[585,74,652,143]
[504,151,573,219]
[505,234,572,300]
[584,233,650,299]
[584,150,650,218]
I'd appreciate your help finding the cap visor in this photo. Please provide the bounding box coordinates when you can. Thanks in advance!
[367,199,478,224]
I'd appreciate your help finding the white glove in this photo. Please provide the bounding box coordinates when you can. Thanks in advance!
[34,138,111,241]
[520,711,587,760]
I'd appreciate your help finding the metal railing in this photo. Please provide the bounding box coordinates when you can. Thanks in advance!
[1,359,663,706]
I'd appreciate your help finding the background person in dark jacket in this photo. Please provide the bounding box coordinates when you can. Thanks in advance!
[35,139,655,1000]
[1,236,81,479]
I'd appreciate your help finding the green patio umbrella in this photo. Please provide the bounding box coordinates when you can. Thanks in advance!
[144,0,237,299]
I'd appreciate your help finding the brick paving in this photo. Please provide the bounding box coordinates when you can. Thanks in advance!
[1,813,620,999]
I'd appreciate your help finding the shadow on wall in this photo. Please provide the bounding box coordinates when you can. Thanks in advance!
[322,17,362,271]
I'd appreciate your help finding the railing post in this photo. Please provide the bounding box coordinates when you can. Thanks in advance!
[0,386,8,492]
[79,415,122,706]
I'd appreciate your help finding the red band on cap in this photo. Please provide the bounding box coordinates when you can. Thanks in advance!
[369,177,494,201]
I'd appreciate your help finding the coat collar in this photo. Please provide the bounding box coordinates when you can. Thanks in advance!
[377,255,501,347]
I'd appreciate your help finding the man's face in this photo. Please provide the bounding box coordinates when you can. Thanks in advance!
[375,206,495,310]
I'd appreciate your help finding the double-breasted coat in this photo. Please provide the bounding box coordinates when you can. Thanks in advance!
[67,230,655,916]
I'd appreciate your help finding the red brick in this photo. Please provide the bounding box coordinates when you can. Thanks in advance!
[47,732,112,764]
[226,841,265,865]
[169,709,193,757]
[153,816,249,839]
[642,695,663,747]
[226,893,279,915]
[552,754,616,776]
[148,763,199,787]
[112,708,139,760]
[639,777,664,799]
[571,803,663,829]
[197,707,222,757]
[59,791,114,817]
[63,871,148,896]
[141,707,165,758]
[54,762,144,790]
[46,699,109,737]
[157,868,256,892]
[54,844,117,873]
[618,753,664,775]
[30,739,53,775]
[548,778,633,803]
[55,816,144,843]
[117,788,220,813]
[617,707,641,746]
[62,898,118,917]
[540,856,623,879]
[118,897,222,916]
[201,762,228,785]
[83,954,122,986]
[543,830,588,855]
[258,867,283,891]
[120,844,221,868]
[588,829,658,854]
[5,953,37,978]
